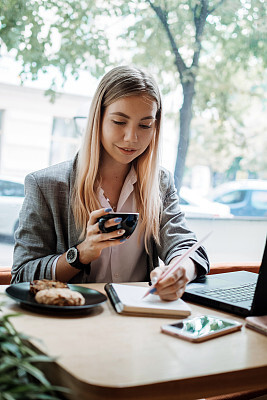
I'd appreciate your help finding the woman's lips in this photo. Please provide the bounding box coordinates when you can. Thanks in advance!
[117,146,137,155]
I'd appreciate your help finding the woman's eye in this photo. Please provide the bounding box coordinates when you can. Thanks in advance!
[139,124,152,129]
[112,120,126,125]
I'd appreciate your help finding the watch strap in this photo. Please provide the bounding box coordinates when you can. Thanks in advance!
[66,246,89,271]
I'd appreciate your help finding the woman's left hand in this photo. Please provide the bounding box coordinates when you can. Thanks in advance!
[150,257,196,301]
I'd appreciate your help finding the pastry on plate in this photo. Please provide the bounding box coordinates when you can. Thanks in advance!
[30,279,68,295]
[35,288,85,306]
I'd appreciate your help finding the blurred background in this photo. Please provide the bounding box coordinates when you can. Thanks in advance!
[0,0,266,267]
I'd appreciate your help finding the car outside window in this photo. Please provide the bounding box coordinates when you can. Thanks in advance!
[251,191,267,211]
[0,181,24,197]
[215,190,246,205]
[179,197,189,205]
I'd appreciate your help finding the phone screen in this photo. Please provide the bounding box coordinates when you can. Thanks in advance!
[166,315,240,339]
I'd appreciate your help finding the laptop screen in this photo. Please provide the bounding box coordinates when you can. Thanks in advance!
[251,238,267,316]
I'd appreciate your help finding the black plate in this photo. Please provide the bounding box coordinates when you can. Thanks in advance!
[5,283,107,314]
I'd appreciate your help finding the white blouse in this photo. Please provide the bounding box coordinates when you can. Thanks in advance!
[90,165,146,283]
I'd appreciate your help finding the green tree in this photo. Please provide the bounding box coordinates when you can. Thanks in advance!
[187,69,267,180]
[0,0,111,89]
[0,0,266,189]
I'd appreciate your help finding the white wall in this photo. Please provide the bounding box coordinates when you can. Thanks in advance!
[0,82,89,178]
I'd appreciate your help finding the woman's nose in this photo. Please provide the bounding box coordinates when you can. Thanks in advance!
[124,126,138,142]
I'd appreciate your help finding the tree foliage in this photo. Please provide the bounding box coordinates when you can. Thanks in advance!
[0,0,110,82]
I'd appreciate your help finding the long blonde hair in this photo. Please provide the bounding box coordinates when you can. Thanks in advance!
[73,65,163,251]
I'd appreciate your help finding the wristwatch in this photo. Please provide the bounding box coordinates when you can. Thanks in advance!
[66,246,87,270]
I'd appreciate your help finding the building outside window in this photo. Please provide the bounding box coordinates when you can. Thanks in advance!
[0,110,3,169]
[49,117,80,166]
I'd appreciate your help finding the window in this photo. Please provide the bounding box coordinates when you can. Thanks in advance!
[49,117,81,166]
[0,110,3,168]
[0,1,266,269]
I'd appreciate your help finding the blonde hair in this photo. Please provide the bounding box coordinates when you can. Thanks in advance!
[73,65,163,251]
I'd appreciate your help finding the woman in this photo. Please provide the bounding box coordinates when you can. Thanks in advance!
[12,65,209,300]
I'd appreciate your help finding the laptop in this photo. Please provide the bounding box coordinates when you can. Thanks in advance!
[182,238,267,317]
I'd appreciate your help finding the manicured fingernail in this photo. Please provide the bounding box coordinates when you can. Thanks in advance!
[118,230,125,235]
[120,238,126,243]
[105,208,112,212]
[114,217,122,223]
[151,277,158,285]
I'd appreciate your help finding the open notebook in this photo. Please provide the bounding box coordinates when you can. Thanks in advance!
[105,283,191,317]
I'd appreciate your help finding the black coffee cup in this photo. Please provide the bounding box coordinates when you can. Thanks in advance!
[98,212,139,239]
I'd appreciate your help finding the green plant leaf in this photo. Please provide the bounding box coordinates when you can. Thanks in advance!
[0,300,69,400]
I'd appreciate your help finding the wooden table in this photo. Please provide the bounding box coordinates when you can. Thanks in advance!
[1,283,267,400]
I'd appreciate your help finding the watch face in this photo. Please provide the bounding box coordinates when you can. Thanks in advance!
[66,247,77,264]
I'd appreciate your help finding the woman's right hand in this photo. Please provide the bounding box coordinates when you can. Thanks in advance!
[76,208,126,264]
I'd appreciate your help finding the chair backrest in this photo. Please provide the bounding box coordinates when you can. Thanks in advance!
[209,262,260,275]
[0,267,12,285]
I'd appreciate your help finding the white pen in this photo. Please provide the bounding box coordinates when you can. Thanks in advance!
[142,231,212,299]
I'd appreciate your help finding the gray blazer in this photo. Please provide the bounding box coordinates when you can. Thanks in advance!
[11,156,209,283]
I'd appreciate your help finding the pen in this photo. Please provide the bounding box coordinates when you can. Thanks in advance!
[142,231,212,299]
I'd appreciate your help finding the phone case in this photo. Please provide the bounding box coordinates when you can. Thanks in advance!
[161,316,242,342]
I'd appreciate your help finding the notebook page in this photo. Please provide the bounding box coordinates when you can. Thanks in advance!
[111,284,191,312]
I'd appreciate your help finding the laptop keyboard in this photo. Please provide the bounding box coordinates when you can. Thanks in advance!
[195,282,256,304]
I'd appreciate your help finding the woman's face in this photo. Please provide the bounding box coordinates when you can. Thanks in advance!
[100,95,158,166]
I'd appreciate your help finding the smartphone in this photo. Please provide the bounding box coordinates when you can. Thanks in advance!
[161,315,242,342]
